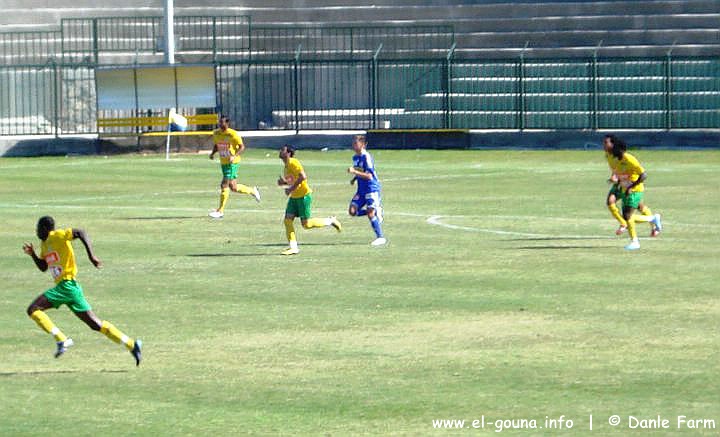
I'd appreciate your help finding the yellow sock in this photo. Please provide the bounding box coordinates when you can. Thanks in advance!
[284,218,297,243]
[632,214,654,223]
[30,310,67,342]
[218,188,230,212]
[608,204,627,226]
[303,218,328,229]
[639,205,653,216]
[100,320,134,351]
[235,184,254,195]
[627,217,637,240]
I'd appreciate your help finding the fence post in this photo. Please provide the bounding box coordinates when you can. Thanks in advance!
[665,46,674,130]
[52,60,60,138]
[92,18,99,65]
[294,44,302,133]
[371,43,383,129]
[591,40,602,130]
[350,27,354,59]
[517,41,529,131]
[247,16,253,63]
[445,42,456,129]
[212,16,217,62]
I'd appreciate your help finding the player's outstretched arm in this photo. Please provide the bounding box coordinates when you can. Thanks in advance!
[285,172,306,195]
[22,243,48,272]
[72,229,103,268]
[625,172,647,193]
[348,167,373,181]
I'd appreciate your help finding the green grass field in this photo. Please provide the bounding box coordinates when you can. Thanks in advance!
[1,149,719,436]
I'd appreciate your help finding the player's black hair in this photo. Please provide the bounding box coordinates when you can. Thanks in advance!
[219,114,231,124]
[604,134,619,145]
[610,135,627,159]
[37,215,55,230]
[282,144,296,157]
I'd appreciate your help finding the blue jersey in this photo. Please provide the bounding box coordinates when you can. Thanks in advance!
[353,150,381,194]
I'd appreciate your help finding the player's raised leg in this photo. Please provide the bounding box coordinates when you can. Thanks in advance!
[27,294,73,358]
[230,180,261,202]
[74,310,142,366]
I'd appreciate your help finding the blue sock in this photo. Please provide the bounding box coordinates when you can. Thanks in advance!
[370,215,383,238]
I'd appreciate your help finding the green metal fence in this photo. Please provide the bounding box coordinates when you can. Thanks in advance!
[213,56,718,132]
[0,31,62,66]
[0,63,96,136]
[1,56,718,135]
[59,16,251,64]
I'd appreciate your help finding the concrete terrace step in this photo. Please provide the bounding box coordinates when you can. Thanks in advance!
[455,29,720,49]
[237,14,720,33]
[1,1,717,26]
[454,44,720,59]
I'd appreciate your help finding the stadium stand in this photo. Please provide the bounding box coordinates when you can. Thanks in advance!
[0,1,718,134]
[1,0,718,62]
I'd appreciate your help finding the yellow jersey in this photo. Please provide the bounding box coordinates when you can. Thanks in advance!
[213,128,244,165]
[605,151,621,174]
[40,228,77,284]
[284,157,312,198]
[615,152,645,192]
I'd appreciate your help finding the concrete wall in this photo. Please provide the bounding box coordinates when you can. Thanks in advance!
[2,130,718,157]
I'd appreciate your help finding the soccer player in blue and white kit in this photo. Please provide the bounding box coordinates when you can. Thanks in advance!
[347,135,386,246]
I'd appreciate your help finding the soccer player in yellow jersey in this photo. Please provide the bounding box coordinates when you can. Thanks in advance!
[23,216,142,365]
[609,139,663,250]
[208,115,261,218]
[277,144,341,255]
[603,135,657,236]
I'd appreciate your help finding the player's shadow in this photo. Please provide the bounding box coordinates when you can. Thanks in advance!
[254,242,367,247]
[125,216,201,220]
[515,245,607,250]
[185,253,273,258]
[508,236,612,241]
[511,236,613,249]
[0,369,128,377]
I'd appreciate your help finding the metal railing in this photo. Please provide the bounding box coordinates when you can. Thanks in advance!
[215,55,719,132]
[1,24,717,135]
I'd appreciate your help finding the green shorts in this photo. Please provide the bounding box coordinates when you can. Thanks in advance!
[286,194,313,219]
[607,183,623,199]
[622,191,644,209]
[43,279,91,313]
[221,163,239,180]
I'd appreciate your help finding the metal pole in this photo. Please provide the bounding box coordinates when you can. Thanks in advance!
[294,44,302,133]
[92,18,99,65]
[372,43,383,129]
[518,41,529,131]
[592,40,602,130]
[212,16,217,62]
[52,60,59,138]
[665,43,675,130]
[164,0,175,65]
[445,42,456,129]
